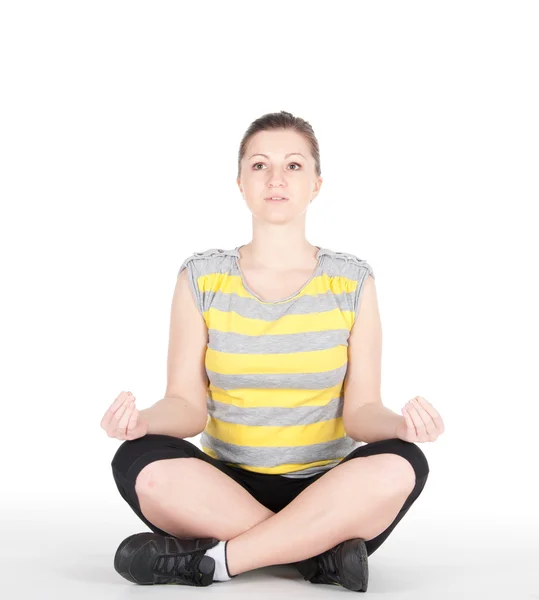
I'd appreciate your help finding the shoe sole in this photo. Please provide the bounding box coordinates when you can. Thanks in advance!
[295,538,369,592]
[338,539,369,592]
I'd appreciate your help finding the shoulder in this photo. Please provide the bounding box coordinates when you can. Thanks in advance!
[178,247,237,278]
[320,248,374,281]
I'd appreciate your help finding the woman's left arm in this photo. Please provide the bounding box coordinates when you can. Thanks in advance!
[343,276,445,444]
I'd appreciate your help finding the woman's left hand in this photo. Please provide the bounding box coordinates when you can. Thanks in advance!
[395,396,445,443]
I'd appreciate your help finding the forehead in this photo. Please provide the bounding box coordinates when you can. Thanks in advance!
[246,129,310,157]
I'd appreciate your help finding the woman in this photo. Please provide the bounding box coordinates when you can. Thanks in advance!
[102,110,445,592]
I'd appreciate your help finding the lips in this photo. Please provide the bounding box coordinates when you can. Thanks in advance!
[265,196,289,201]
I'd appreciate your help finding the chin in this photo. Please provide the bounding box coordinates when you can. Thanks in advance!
[255,214,293,224]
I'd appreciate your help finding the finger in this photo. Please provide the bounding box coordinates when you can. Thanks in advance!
[114,396,135,416]
[416,397,445,433]
[401,406,416,436]
[405,402,423,438]
[410,398,435,435]
[407,400,432,441]
[118,402,135,435]
[107,397,133,433]
[114,394,134,417]
[112,391,132,413]
[101,392,132,429]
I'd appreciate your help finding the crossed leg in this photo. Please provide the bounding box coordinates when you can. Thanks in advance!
[135,452,418,576]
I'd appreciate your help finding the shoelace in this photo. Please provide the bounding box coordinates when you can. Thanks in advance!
[312,546,340,583]
[153,550,204,583]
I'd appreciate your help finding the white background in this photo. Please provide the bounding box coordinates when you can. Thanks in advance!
[1,1,537,597]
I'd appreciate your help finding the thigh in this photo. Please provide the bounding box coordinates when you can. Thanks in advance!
[337,438,430,556]
[221,439,431,515]
[110,434,257,535]
[252,439,431,516]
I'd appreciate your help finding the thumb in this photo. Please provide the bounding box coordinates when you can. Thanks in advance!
[127,408,148,438]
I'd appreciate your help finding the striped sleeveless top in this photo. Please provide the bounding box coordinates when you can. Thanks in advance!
[177,245,375,479]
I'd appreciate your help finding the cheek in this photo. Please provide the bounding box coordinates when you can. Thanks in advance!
[241,178,264,194]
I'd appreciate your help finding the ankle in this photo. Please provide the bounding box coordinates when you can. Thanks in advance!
[205,540,236,581]
[224,541,236,577]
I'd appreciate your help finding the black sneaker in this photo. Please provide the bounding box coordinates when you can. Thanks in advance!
[114,532,219,586]
[294,538,369,592]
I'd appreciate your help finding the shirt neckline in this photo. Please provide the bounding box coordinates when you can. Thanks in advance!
[232,244,326,304]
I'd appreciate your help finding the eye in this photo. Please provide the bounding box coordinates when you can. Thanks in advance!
[252,162,302,170]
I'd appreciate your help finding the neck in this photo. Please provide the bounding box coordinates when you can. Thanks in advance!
[239,239,319,270]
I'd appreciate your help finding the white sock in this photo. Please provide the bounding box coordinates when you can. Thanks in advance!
[205,540,235,581]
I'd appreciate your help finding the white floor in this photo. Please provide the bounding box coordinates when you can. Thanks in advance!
[4,505,538,599]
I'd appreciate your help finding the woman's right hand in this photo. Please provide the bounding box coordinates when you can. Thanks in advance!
[101,391,149,440]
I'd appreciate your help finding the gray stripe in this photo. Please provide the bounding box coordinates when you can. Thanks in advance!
[208,328,350,354]
[201,431,361,469]
[209,329,350,354]
[207,363,348,390]
[207,395,344,426]
[206,289,355,320]
[279,461,343,478]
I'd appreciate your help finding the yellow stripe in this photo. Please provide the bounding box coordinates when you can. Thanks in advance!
[206,344,347,375]
[202,446,220,459]
[205,415,346,447]
[205,306,354,334]
[196,272,358,330]
[202,446,340,475]
[208,383,343,408]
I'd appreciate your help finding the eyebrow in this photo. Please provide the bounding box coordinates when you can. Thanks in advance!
[248,153,306,160]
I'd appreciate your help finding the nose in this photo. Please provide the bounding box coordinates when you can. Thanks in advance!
[265,167,287,187]
[268,173,286,187]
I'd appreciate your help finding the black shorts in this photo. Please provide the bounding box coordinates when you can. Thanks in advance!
[111,434,430,556]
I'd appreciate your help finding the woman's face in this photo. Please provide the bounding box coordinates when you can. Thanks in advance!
[237,129,323,223]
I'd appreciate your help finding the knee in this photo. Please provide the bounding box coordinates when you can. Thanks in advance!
[389,440,430,493]
[134,461,162,496]
[365,454,417,495]
[400,441,430,482]
[134,454,199,497]
[110,434,193,480]
[110,435,151,478]
[364,440,430,494]
[111,440,135,477]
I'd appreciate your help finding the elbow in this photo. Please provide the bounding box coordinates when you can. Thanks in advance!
[343,403,364,441]
[195,412,209,435]
[343,417,363,443]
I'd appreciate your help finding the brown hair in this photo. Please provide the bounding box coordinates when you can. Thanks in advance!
[237,111,321,180]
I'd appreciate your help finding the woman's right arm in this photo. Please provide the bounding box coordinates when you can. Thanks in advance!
[139,268,210,438]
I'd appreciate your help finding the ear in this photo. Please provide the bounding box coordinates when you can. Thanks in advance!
[310,177,323,201]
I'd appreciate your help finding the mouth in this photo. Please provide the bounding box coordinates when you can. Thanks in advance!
[265,196,289,202]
